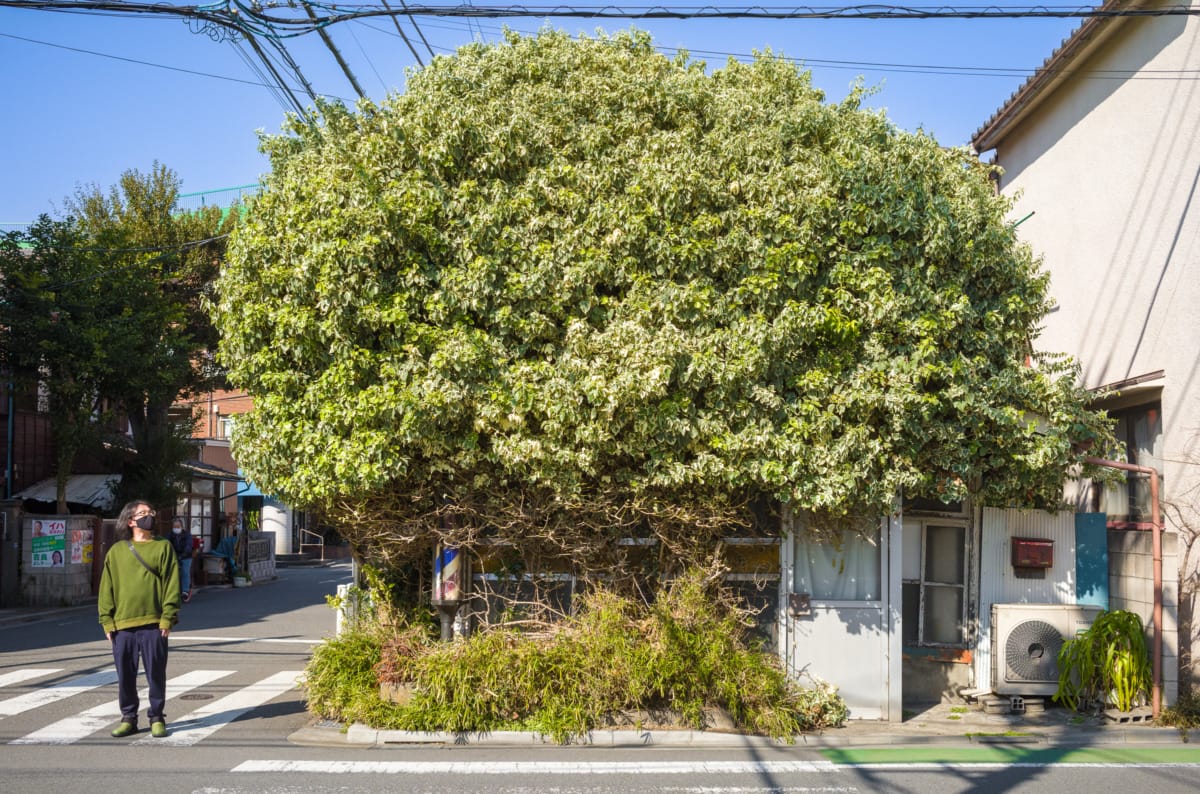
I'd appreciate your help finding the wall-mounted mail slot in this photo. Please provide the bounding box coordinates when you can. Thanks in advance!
[1011,537,1054,569]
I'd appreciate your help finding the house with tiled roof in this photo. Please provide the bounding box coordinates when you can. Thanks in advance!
[971,2,1199,706]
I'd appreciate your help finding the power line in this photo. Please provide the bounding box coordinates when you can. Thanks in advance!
[0,30,280,88]
[398,0,438,60]
[348,20,390,92]
[7,2,1200,28]
[378,0,426,66]
[303,0,368,98]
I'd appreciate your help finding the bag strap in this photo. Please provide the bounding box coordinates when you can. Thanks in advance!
[127,542,161,581]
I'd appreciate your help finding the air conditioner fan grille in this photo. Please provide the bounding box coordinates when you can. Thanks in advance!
[1004,619,1064,683]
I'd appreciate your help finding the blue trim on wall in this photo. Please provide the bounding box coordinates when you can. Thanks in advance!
[1075,512,1108,608]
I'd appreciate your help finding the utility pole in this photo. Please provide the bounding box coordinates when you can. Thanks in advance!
[303,2,367,99]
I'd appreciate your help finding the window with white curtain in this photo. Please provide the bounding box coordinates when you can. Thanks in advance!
[793,521,881,601]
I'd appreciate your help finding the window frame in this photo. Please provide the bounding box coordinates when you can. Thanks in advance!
[1094,401,1162,524]
[903,517,971,649]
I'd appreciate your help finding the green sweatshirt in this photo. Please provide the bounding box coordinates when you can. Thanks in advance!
[98,537,181,633]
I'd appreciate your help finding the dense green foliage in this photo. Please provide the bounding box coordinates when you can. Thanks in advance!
[1056,609,1153,712]
[0,165,234,511]
[215,29,1114,562]
[1,218,131,508]
[67,164,235,508]
[305,571,847,742]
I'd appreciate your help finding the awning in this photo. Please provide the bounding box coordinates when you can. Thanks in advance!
[14,474,121,510]
[182,460,243,483]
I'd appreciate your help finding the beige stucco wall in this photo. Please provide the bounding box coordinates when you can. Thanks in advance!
[989,15,1200,693]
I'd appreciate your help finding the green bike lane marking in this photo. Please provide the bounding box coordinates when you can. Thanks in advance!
[821,745,1200,766]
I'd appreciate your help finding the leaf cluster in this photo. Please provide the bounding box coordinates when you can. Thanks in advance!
[0,163,236,510]
[216,28,1117,562]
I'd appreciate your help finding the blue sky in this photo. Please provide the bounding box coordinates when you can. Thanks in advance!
[0,5,1084,226]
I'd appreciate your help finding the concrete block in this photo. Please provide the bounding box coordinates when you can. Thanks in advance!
[1104,706,1154,724]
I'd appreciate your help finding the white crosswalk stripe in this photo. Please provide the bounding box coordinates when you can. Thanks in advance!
[0,669,118,717]
[0,668,302,745]
[0,669,62,689]
[10,669,234,745]
[132,670,303,746]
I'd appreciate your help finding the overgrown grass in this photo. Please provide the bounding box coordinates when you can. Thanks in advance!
[304,570,847,742]
[1160,690,1200,730]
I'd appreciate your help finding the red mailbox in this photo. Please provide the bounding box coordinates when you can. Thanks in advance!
[1011,537,1054,569]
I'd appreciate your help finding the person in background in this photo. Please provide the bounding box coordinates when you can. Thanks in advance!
[98,500,180,739]
[169,517,194,603]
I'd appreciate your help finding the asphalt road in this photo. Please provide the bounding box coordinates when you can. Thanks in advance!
[3,562,1200,793]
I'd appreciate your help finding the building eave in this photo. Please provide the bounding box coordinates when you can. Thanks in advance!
[971,1,1145,154]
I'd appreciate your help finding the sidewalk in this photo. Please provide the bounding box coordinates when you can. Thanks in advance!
[288,700,1199,749]
[7,600,1190,751]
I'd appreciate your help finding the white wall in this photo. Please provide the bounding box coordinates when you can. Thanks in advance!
[991,15,1200,691]
[262,502,292,555]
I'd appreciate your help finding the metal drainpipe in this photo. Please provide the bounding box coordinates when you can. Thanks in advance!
[1084,456,1163,719]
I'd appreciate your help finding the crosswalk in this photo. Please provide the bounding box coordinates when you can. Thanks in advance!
[0,667,304,746]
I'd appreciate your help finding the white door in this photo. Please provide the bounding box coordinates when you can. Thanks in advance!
[781,511,900,720]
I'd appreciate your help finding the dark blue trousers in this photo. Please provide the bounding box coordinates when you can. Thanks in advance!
[112,624,169,724]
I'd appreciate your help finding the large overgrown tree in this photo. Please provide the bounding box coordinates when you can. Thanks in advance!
[214,29,1116,576]
[67,163,236,508]
[0,217,135,511]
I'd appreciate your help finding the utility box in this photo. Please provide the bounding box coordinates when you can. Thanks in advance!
[1011,537,1054,569]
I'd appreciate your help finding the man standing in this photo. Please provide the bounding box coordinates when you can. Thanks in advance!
[168,517,194,603]
[98,500,181,738]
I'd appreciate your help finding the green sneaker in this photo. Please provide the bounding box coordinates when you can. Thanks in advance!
[150,721,168,738]
[111,722,137,738]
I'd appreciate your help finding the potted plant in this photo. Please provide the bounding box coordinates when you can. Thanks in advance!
[1056,609,1152,713]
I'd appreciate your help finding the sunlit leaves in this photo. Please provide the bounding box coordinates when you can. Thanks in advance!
[215,28,1114,532]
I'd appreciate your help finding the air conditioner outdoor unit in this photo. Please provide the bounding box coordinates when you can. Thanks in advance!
[991,603,1103,696]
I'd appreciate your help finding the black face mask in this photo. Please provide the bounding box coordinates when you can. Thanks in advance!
[134,515,154,531]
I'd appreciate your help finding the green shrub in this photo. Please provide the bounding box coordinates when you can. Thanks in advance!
[303,569,848,742]
[1056,609,1152,712]
[303,625,393,725]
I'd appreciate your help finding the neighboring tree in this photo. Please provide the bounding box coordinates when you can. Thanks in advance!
[214,30,1116,578]
[67,163,235,508]
[0,217,135,511]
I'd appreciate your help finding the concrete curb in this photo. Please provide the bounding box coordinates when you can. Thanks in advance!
[287,723,1197,749]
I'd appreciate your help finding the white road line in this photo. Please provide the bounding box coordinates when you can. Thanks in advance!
[10,669,234,745]
[0,669,62,689]
[0,670,117,717]
[170,634,322,645]
[231,759,1200,775]
[231,760,843,775]
[135,670,302,746]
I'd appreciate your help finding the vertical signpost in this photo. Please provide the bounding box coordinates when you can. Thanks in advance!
[431,544,465,642]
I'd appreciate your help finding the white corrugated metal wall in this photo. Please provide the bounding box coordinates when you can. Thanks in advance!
[974,508,1078,691]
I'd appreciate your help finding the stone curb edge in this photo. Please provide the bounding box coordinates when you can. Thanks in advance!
[287,724,1197,749]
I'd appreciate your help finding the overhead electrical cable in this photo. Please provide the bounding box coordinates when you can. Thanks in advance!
[239,29,311,113]
[8,1,1200,27]
[378,0,425,66]
[0,30,281,87]
[396,0,437,59]
[348,21,390,92]
[303,0,368,97]
[228,37,295,111]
